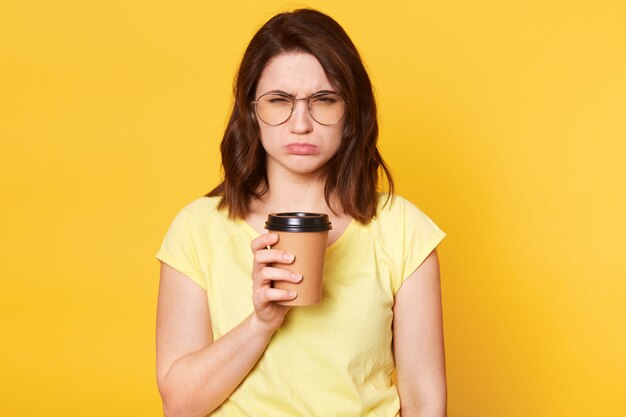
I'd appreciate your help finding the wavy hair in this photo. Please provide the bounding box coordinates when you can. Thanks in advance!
[207,9,394,223]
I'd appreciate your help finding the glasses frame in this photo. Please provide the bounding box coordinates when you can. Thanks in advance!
[251,91,347,126]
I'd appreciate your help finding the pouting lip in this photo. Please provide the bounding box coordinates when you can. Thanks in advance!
[284,143,319,155]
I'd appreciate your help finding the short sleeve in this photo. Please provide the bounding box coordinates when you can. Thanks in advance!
[392,198,446,293]
[155,207,207,290]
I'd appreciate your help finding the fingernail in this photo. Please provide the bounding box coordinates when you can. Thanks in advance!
[288,291,297,298]
[283,253,294,261]
[291,273,302,282]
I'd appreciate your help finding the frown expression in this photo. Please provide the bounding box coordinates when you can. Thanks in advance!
[254,52,344,177]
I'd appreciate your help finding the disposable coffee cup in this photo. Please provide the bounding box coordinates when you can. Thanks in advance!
[265,212,333,306]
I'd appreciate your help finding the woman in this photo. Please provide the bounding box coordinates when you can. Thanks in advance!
[156,9,447,417]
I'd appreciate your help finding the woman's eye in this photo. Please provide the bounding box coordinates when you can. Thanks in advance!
[268,96,292,104]
[314,95,338,104]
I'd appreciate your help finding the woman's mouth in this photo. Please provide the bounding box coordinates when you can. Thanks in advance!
[284,143,319,155]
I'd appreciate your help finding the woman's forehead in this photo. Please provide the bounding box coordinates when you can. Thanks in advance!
[255,52,333,96]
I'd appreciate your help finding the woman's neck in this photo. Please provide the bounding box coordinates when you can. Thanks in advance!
[251,165,340,215]
[254,183,333,214]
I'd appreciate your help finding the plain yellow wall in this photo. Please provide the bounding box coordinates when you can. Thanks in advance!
[1,1,625,416]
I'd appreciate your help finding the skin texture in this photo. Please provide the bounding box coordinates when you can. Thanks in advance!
[156,52,446,417]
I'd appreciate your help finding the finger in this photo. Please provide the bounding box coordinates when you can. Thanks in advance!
[252,249,295,277]
[259,267,302,283]
[253,287,297,305]
[253,267,300,291]
[254,249,295,266]
[250,232,279,253]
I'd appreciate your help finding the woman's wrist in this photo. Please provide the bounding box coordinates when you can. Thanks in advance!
[248,313,281,339]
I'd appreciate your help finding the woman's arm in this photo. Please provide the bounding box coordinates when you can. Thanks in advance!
[393,249,447,417]
[156,232,300,417]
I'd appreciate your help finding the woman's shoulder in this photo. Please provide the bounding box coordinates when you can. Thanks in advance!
[165,195,251,249]
[181,195,221,213]
[174,195,232,228]
[374,193,417,219]
[373,193,443,232]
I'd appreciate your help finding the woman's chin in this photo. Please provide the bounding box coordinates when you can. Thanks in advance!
[268,159,329,178]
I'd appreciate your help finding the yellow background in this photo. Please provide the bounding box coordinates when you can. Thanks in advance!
[1,0,624,416]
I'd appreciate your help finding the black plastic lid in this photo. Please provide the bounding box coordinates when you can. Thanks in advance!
[264,212,333,232]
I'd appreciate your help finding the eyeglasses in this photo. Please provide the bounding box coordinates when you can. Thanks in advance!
[252,91,346,126]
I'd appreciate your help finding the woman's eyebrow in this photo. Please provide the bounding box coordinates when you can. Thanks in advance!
[259,89,338,97]
[313,89,336,95]
[263,89,292,96]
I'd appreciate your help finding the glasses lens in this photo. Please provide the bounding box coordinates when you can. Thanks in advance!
[309,93,345,125]
[256,94,293,125]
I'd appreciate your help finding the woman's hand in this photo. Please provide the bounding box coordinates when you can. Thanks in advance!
[250,232,301,332]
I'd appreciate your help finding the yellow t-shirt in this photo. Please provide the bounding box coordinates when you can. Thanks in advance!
[156,194,446,417]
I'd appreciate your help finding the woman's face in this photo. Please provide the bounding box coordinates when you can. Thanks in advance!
[254,52,344,179]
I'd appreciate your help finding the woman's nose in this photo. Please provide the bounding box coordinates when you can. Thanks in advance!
[288,99,314,133]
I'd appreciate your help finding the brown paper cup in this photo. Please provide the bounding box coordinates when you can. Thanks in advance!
[271,230,329,306]
[265,212,332,306]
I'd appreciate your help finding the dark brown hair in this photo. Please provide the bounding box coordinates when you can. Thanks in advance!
[207,8,394,223]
